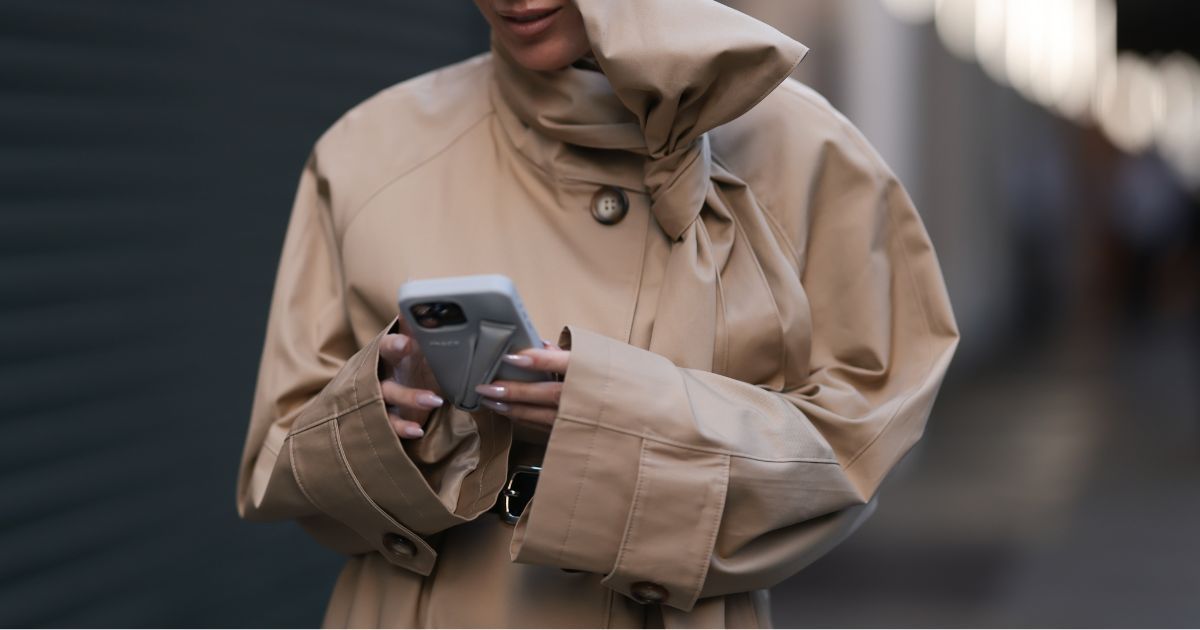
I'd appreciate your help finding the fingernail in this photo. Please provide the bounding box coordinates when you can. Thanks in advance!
[416,392,444,408]
[542,338,555,348]
[502,354,534,367]
[393,337,409,352]
[475,384,507,398]
[402,425,425,438]
[480,398,511,413]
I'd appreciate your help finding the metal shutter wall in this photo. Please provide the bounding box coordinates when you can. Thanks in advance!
[0,2,488,625]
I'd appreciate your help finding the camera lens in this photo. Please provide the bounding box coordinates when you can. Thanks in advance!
[411,303,440,329]
[437,302,466,325]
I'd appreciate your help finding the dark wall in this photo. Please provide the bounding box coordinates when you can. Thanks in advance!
[0,2,488,626]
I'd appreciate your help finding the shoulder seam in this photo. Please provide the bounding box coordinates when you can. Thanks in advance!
[772,82,893,182]
[337,110,495,238]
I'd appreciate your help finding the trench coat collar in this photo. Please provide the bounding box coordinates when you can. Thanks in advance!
[490,0,809,233]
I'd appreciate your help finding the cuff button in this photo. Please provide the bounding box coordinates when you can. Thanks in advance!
[630,581,669,605]
[383,533,416,558]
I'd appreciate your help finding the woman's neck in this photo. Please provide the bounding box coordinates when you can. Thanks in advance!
[571,52,602,73]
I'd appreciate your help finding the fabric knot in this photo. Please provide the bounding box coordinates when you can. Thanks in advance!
[489,0,810,381]
[644,135,714,241]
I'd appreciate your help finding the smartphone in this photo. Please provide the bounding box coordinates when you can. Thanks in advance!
[397,274,549,411]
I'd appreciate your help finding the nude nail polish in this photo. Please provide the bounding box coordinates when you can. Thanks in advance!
[481,398,511,413]
[502,354,534,367]
[416,393,444,408]
[475,384,507,398]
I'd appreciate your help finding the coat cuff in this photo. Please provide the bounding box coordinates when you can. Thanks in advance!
[510,326,728,611]
[288,319,511,574]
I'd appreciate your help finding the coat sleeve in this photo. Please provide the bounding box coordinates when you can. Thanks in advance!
[511,159,958,611]
[236,152,510,575]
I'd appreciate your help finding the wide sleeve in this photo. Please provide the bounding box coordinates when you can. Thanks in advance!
[236,152,510,575]
[511,160,958,611]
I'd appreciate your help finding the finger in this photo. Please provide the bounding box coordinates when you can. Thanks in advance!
[400,350,440,392]
[541,338,561,351]
[475,380,562,406]
[379,334,415,368]
[479,398,557,426]
[381,380,444,419]
[500,348,570,374]
[388,411,427,439]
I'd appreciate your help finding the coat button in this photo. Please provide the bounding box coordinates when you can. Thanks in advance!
[383,533,416,558]
[630,581,669,605]
[590,186,629,225]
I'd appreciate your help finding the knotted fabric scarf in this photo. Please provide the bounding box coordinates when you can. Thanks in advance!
[493,0,811,389]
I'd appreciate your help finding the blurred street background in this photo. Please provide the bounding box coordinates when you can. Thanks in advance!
[2,0,1198,626]
[729,1,1200,626]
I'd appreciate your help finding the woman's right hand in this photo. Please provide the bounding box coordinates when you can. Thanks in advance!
[379,331,444,440]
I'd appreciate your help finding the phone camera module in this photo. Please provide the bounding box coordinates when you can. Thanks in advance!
[411,302,467,329]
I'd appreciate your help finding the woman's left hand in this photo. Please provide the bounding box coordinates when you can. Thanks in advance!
[474,342,570,427]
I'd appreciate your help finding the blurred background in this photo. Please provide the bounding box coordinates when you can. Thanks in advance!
[1,0,1197,626]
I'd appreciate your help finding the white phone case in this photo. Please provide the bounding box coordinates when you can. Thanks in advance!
[397,274,549,411]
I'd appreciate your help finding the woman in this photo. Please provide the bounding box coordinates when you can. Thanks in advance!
[237,0,959,627]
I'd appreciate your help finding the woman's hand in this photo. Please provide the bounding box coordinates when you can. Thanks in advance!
[379,330,444,440]
[474,342,570,428]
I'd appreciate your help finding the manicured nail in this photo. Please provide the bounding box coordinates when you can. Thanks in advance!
[402,425,425,438]
[415,392,444,408]
[480,398,511,413]
[502,354,534,367]
[393,336,409,353]
[542,338,555,348]
[475,384,507,398]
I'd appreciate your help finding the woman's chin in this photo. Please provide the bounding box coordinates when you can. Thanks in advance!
[505,38,588,72]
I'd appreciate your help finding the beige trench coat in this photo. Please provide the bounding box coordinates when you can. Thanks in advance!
[237,1,959,627]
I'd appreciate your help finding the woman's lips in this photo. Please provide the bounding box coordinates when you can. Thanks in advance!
[497,6,562,38]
